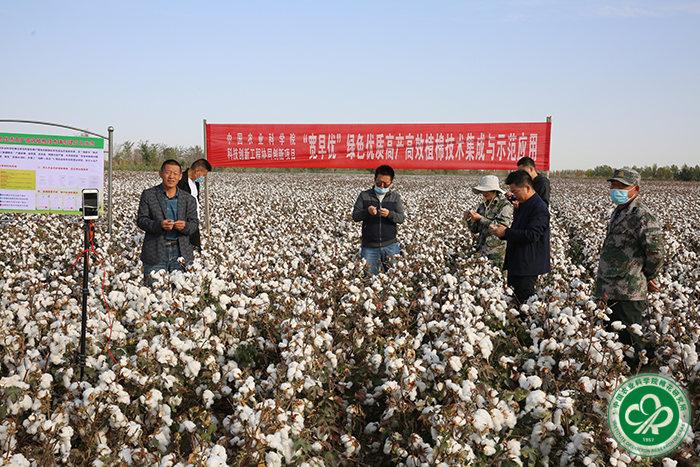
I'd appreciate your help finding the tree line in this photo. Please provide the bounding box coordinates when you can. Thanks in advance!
[111,141,205,171]
[109,141,700,181]
[552,164,700,181]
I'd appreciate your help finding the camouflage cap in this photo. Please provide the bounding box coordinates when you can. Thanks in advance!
[607,167,641,186]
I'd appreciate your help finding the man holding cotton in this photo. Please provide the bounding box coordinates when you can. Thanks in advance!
[489,170,550,306]
[137,160,199,286]
[352,165,405,275]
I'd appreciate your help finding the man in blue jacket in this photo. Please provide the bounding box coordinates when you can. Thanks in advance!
[489,170,550,305]
[352,165,405,275]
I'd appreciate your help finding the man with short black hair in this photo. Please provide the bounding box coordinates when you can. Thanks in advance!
[137,160,198,285]
[177,158,212,250]
[517,156,550,205]
[352,165,405,275]
[489,170,550,306]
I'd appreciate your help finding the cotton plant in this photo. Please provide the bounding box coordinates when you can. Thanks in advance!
[0,173,699,466]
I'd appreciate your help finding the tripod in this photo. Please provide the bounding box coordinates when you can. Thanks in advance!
[79,219,93,380]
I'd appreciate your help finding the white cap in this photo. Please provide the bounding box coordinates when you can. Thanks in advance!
[472,175,505,195]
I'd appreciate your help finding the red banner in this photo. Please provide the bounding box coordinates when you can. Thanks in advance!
[206,122,551,171]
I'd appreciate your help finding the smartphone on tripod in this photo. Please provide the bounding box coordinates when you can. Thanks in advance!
[82,189,99,220]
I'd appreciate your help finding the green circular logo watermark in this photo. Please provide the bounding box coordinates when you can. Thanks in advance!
[608,374,691,457]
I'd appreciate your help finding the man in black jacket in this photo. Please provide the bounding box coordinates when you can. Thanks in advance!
[489,170,550,306]
[177,159,212,250]
[352,165,405,275]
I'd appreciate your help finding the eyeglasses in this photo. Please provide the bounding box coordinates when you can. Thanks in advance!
[375,181,392,188]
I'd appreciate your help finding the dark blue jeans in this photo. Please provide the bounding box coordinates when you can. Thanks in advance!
[361,243,400,275]
[143,244,184,287]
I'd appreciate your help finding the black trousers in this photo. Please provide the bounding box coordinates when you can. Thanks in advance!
[606,300,645,348]
[508,275,538,305]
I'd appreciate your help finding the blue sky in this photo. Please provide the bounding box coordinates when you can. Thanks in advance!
[1,0,698,170]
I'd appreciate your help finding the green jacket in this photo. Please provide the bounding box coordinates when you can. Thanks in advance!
[467,194,513,267]
[595,197,664,301]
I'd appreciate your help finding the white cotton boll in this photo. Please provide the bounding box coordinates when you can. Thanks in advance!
[448,356,462,372]
[5,454,31,467]
[203,390,215,409]
[489,408,505,432]
[382,381,399,394]
[481,438,496,456]
[202,307,218,325]
[185,359,202,379]
[518,374,542,390]
[42,419,54,433]
[99,370,116,385]
[325,351,338,369]
[341,434,360,456]
[40,373,53,389]
[441,274,457,287]
[206,445,228,467]
[126,422,142,444]
[518,374,530,390]
[0,375,30,390]
[504,440,522,465]
[472,409,493,433]
[662,458,678,467]
[524,390,547,413]
[265,451,282,467]
[205,457,226,467]
[612,321,626,331]
[280,382,294,398]
[154,426,171,452]
[364,422,379,435]
[19,395,32,411]
[139,389,163,410]
[57,426,73,460]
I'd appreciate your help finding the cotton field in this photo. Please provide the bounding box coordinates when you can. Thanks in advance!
[1,172,699,467]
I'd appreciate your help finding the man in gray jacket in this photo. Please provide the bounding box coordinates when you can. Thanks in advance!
[352,165,405,275]
[137,159,199,286]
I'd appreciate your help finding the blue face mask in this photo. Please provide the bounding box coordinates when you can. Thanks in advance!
[374,186,390,195]
[194,176,205,183]
[610,188,631,205]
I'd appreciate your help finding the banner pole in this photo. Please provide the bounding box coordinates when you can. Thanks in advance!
[203,119,210,235]
[545,116,552,177]
[107,126,114,234]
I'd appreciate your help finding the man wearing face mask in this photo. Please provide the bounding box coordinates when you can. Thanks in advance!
[352,165,405,275]
[595,167,664,369]
[177,158,212,251]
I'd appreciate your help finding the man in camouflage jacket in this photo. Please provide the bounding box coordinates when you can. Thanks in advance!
[465,175,514,268]
[595,167,664,363]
